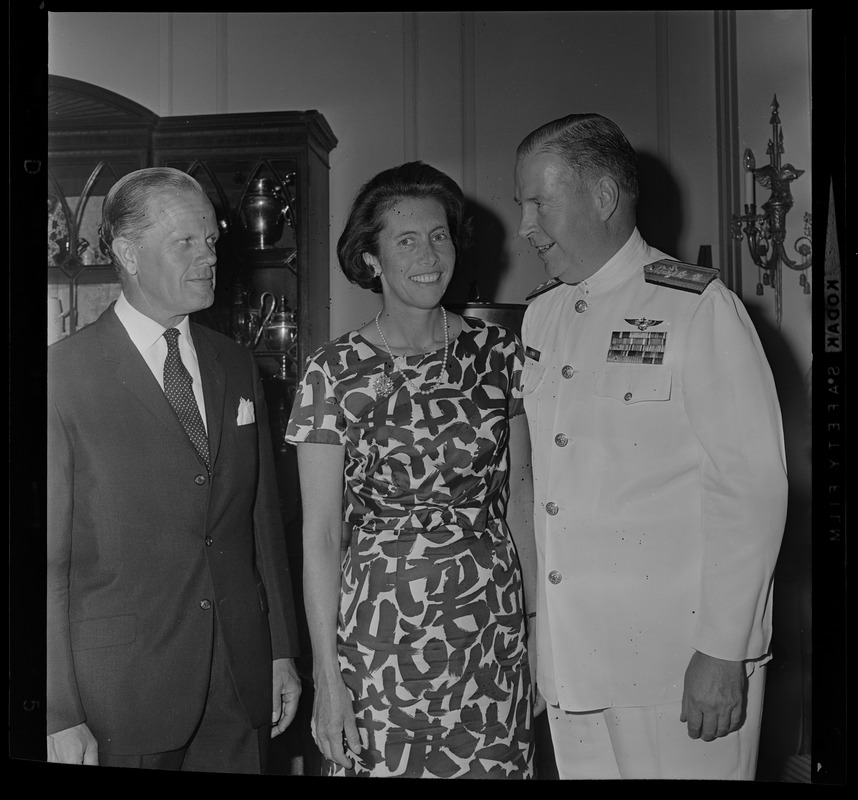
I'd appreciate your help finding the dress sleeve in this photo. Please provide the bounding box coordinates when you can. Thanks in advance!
[284,351,346,445]
[509,333,525,419]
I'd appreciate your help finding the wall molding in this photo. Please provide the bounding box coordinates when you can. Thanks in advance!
[714,10,742,295]
[655,11,683,256]
[403,11,475,192]
[403,12,418,162]
[461,11,476,198]
[216,13,228,114]
[158,13,173,118]
[655,12,672,169]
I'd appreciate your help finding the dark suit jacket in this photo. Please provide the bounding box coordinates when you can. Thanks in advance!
[47,304,299,755]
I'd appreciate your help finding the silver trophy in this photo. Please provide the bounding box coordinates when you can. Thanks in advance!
[238,177,293,250]
[263,295,298,379]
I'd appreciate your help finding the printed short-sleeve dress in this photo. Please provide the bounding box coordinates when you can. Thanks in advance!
[285,315,534,779]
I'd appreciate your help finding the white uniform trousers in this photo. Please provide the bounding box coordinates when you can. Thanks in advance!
[546,665,766,780]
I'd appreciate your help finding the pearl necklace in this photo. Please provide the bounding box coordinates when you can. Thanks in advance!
[373,306,449,395]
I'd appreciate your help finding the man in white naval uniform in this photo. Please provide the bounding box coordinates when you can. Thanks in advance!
[514,113,788,779]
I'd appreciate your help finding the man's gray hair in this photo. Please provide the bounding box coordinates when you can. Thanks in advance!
[517,113,639,205]
[98,167,206,276]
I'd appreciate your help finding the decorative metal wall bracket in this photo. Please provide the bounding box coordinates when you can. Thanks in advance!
[731,95,811,327]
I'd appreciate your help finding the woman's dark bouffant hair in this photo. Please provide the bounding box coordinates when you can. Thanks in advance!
[336,161,471,293]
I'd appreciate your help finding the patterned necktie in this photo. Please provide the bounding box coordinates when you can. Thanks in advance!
[163,328,210,469]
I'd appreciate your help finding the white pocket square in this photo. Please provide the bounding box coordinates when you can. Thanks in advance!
[236,397,256,426]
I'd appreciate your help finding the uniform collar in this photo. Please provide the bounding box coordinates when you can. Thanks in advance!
[568,228,649,298]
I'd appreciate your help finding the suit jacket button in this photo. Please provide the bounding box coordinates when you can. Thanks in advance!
[199,599,212,610]
[205,536,213,547]
[195,474,207,485]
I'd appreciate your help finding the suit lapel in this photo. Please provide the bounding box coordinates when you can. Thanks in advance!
[191,323,226,469]
[96,305,211,468]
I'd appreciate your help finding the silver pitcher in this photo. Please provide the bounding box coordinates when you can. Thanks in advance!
[231,286,276,349]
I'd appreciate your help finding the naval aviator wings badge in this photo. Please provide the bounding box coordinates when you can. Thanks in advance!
[625,317,663,331]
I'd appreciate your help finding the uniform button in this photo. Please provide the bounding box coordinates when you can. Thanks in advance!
[204,536,213,547]
[624,392,633,401]
[575,300,588,313]
[554,433,568,447]
[561,365,575,379]
[194,474,207,485]
[548,570,563,584]
[546,502,559,515]
[199,599,212,610]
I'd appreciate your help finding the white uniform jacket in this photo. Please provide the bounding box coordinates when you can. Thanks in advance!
[521,229,788,712]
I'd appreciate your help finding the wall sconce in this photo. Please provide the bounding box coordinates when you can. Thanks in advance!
[731,95,811,327]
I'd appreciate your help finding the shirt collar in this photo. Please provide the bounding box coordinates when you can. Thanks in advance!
[114,291,192,353]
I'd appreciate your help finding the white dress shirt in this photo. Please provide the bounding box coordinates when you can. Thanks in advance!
[113,292,208,432]
[521,228,787,711]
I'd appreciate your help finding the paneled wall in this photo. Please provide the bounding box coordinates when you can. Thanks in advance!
[49,10,725,338]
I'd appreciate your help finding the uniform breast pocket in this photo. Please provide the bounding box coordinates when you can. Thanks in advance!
[521,361,547,395]
[594,364,672,405]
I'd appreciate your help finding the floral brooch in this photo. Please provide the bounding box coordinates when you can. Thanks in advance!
[371,372,395,398]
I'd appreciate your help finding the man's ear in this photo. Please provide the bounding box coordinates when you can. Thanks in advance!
[112,237,138,275]
[593,176,620,221]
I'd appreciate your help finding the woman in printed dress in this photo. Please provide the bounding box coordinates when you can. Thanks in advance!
[285,162,537,778]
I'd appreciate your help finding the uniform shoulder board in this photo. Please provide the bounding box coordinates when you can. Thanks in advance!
[643,259,719,294]
[525,277,563,301]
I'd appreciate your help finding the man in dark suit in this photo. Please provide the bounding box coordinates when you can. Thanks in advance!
[47,167,301,772]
